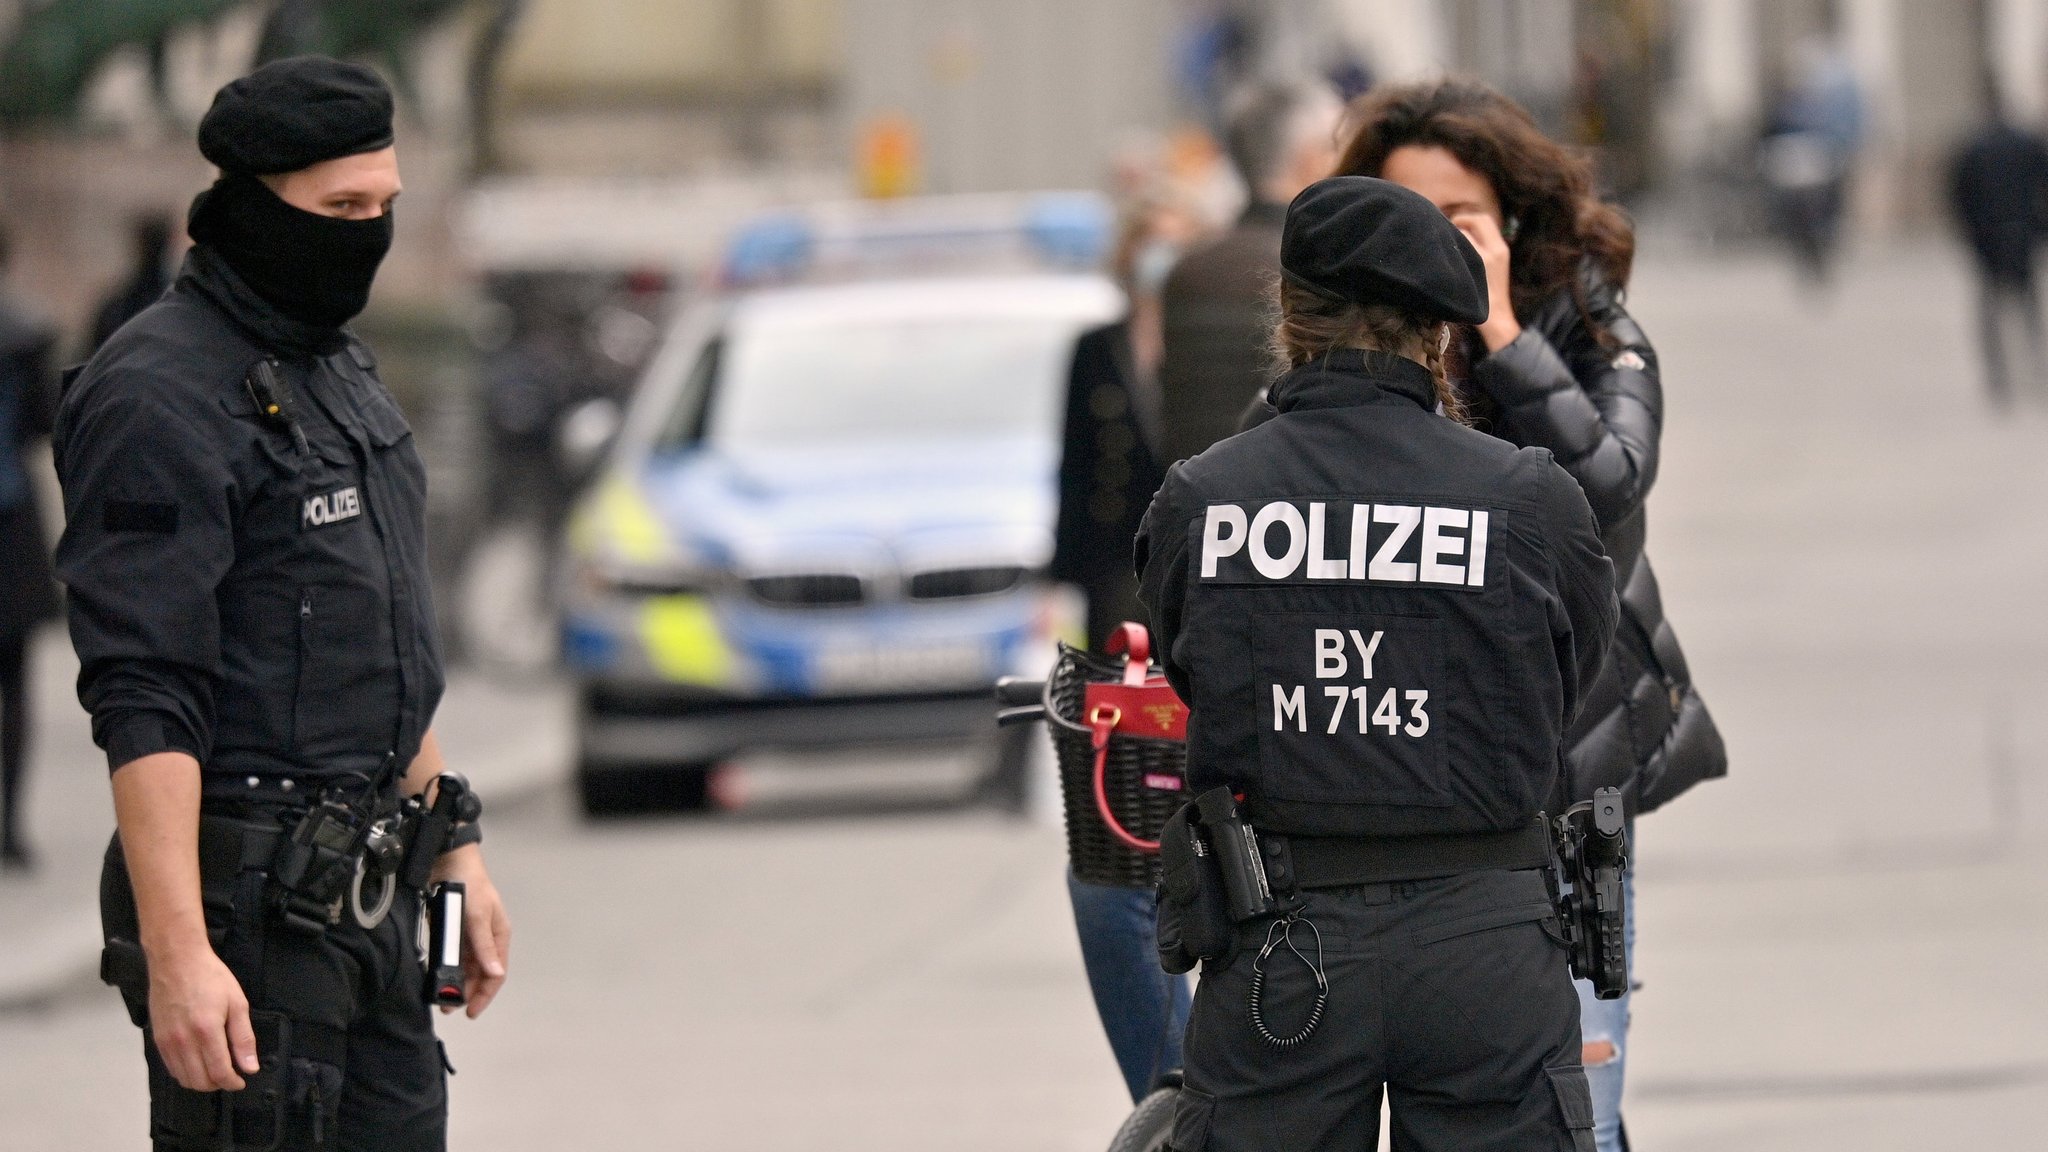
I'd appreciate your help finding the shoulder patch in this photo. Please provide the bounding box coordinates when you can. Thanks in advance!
[1611,350,1647,372]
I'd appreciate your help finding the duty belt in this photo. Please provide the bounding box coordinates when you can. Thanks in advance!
[198,813,288,888]
[1264,816,1554,892]
[200,770,373,804]
[199,769,478,936]
[198,803,408,934]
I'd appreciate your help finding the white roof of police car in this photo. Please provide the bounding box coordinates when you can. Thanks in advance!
[729,272,1121,326]
[615,272,1122,461]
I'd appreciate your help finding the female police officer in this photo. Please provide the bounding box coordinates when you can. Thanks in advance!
[1135,176,1616,1152]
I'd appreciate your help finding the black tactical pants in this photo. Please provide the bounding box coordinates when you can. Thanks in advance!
[1171,868,1595,1152]
[101,830,449,1152]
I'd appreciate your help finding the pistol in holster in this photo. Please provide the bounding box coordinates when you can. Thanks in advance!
[1547,786,1630,999]
[1156,787,1300,974]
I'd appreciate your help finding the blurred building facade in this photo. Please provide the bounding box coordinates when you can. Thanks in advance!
[840,0,1182,195]
[494,0,840,175]
[4,0,2046,345]
[822,0,2039,237]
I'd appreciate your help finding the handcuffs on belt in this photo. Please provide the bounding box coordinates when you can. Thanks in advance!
[272,773,482,934]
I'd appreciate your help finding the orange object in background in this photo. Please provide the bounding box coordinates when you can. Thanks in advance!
[1164,124,1222,186]
[858,113,922,199]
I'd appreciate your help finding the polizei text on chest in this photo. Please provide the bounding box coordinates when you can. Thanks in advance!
[303,486,363,529]
[1198,500,1491,587]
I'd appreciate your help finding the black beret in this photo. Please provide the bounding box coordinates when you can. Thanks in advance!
[197,56,394,176]
[1280,176,1489,325]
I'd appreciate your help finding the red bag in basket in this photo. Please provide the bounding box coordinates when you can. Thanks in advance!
[1080,623,1188,852]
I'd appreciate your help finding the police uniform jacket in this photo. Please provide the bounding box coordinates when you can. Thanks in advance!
[1136,349,1616,840]
[54,245,442,787]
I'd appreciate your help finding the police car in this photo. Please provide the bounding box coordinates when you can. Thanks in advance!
[559,194,1122,812]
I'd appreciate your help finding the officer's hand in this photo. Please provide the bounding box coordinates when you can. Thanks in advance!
[148,944,260,1092]
[1450,211,1522,352]
[433,846,510,1018]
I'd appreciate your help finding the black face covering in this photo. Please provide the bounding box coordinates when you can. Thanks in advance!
[187,172,393,330]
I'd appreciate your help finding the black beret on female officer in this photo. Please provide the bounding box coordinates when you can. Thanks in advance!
[55,58,506,1151]
[1134,177,1616,1152]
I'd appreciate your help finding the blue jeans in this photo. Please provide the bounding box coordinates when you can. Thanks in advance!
[1066,872,1192,1102]
[1573,866,1636,1152]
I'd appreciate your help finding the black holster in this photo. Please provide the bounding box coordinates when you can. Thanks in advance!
[1155,787,1261,967]
[1549,788,1630,999]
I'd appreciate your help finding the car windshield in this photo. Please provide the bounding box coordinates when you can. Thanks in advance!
[655,308,1083,453]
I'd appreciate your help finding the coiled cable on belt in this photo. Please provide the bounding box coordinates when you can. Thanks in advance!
[1249,913,1328,1048]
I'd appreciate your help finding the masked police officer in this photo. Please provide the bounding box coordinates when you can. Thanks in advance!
[55,58,508,1150]
[1136,177,1617,1152]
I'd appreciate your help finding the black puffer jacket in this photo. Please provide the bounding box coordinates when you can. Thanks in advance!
[1466,272,1724,813]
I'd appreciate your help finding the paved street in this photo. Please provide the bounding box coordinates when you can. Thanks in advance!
[5,237,2048,1149]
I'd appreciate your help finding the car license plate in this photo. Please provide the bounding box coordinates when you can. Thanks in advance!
[813,641,989,693]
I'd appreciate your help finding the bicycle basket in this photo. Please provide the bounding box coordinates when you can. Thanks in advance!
[1042,624,1189,889]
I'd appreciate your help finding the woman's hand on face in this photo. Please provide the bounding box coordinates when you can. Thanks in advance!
[1451,211,1523,352]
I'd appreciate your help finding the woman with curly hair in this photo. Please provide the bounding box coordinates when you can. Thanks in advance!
[1333,78,1727,1152]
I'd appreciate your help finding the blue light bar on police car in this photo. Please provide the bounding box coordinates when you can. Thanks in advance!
[1025,194,1114,266]
[722,212,815,286]
[721,192,1112,287]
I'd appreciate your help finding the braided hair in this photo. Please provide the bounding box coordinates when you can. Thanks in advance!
[1270,278,1469,425]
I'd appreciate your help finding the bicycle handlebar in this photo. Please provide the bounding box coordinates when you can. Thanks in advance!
[994,677,1047,726]
[994,677,1045,706]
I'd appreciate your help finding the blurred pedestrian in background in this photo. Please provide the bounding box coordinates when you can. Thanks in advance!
[1328,78,1728,1152]
[1949,79,2048,408]
[1758,37,1864,287]
[1050,200,1181,1105]
[1174,4,1255,135]
[0,221,61,872]
[1056,202,1176,652]
[478,277,584,521]
[1158,80,1340,465]
[87,211,177,355]
[1116,189,1206,402]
